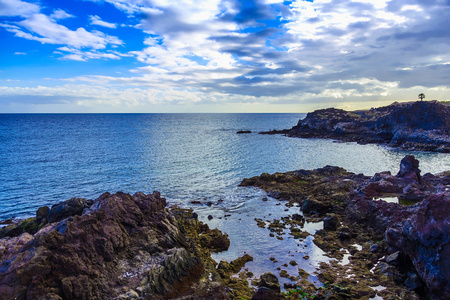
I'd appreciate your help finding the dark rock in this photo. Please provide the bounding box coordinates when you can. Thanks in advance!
[198,228,230,252]
[36,206,49,219]
[258,272,280,293]
[375,262,396,277]
[291,213,304,222]
[207,215,213,220]
[396,155,421,184]
[302,197,331,215]
[47,197,94,223]
[370,244,380,253]
[404,272,423,291]
[323,214,340,231]
[386,192,450,299]
[338,230,351,240]
[237,130,252,134]
[0,223,22,238]
[273,101,450,152]
[252,287,281,300]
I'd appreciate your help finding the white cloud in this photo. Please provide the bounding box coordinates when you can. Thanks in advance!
[10,13,123,49]
[3,0,450,112]
[50,9,74,20]
[56,46,129,61]
[0,0,39,17]
[89,15,117,29]
[0,1,123,57]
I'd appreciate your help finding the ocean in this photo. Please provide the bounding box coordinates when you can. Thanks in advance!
[1,113,448,285]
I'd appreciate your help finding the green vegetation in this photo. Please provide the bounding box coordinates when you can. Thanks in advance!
[282,287,315,299]
[418,93,425,101]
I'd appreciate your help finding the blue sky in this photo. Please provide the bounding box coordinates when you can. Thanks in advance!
[1,0,449,113]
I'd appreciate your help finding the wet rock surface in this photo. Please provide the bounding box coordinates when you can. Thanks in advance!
[0,191,243,299]
[241,155,449,299]
[261,101,450,152]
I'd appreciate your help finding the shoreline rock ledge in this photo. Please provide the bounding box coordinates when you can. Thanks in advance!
[0,191,235,299]
[261,101,450,152]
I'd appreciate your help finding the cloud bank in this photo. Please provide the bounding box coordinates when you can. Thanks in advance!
[1,0,449,112]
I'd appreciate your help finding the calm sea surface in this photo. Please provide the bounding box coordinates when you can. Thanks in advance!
[1,113,448,284]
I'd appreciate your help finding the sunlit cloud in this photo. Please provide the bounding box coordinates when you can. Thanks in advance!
[1,0,450,112]
[89,15,117,28]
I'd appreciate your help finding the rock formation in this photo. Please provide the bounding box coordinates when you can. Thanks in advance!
[0,191,235,299]
[261,101,450,152]
[241,155,450,299]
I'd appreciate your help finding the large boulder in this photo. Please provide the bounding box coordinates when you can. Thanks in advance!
[0,192,230,299]
[386,192,450,299]
[258,272,281,293]
[396,155,421,184]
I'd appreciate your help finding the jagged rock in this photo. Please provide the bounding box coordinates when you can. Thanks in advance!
[252,287,281,300]
[302,197,331,215]
[0,192,232,299]
[396,155,421,184]
[386,192,450,299]
[266,101,450,152]
[198,228,230,252]
[240,155,448,299]
[323,214,340,231]
[258,272,280,293]
[47,197,94,223]
[36,206,49,219]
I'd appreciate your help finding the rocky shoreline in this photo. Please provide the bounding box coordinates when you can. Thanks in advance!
[261,101,450,153]
[0,192,241,299]
[240,155,449,299]
[1,156,449,299]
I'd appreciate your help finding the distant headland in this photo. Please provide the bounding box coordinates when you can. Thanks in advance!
[261,101,450,153]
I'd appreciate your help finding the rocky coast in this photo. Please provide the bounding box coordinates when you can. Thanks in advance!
[1,155,448,299]
[261,101,450,153]
[0,192,240,299]
[240,155,450,299]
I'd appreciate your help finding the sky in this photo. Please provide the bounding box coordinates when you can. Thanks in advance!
[0,0,449,113]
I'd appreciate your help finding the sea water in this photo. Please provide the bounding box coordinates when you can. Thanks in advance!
[1,113,448,286]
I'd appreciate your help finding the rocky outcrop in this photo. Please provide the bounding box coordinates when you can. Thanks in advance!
[262,101,450,152]
[346,155,447,232]
[345,156,450,299]
[242,155,449,299]
[0,191,233,300]
[386,193,450,299]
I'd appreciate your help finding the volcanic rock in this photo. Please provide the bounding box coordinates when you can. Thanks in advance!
[0,191,232,299]
[386,192,450,299]
[263,101,450,152]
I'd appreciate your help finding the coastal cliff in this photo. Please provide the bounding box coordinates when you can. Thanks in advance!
[263,101,450,152]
